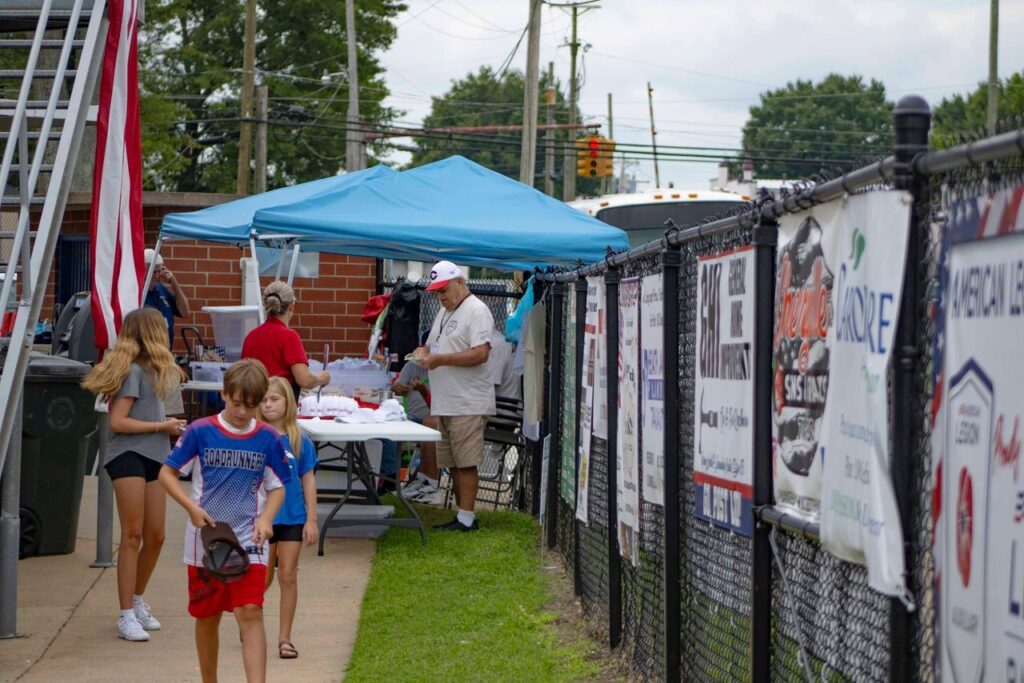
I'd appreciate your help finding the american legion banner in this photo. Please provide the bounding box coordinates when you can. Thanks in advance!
[938,185,1024,681]
[694,245,755,536]
[773,192,912,598]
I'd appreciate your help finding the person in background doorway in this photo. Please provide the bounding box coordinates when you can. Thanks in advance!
[241,281,330,401]
[143,248,190,348]
[143,248,190,417]
[413,261,494,532]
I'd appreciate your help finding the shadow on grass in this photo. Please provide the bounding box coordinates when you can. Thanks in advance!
[343,499,602,682]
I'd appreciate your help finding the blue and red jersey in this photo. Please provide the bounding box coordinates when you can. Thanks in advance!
[166,414,291,567]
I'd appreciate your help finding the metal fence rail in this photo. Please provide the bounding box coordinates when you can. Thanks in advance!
[526,95,1024,681]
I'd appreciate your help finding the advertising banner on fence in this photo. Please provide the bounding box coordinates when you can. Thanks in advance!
[594,277,609,440]
[641,273,665,505]
[773,207,839,520]
[938,185,1024,682]
[817,191,912,600]
[617,277,642,564]
[694,246,755,536]
[560,287,577,506]
[576,277,602,523]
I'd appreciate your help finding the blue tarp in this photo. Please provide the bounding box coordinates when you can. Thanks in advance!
[250,156,629,271]
[159,165,396,243]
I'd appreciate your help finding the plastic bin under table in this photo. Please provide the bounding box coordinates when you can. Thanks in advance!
[298,418,442,553]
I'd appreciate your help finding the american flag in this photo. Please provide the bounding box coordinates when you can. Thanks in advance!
[89,0,143,350]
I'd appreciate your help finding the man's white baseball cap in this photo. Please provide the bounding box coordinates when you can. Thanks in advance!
[426,260,462,291]
[143,248,163,266]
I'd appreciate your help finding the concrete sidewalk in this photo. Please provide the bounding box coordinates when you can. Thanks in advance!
[1,476,375,682]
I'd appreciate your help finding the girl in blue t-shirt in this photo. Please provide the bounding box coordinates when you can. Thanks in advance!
[258,376,319,659]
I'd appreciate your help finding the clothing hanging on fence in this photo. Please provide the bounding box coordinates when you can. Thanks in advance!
[504,277,535,344]
[383,279,421,371]
[521,299,546,441]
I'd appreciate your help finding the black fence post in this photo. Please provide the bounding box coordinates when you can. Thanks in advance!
[890,94,931,683]
[574,277,587,596]
[546,282,566,548]
[662,246,682,680]
[604,267,622,649]
[750,217,778,681]
[530,279,549,517]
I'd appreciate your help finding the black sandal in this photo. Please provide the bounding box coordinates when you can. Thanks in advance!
[279,642,298,659]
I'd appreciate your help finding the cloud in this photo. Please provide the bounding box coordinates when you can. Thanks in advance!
[378,0,1023,189]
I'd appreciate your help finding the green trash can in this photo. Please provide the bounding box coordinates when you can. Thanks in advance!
[18,353,97,557]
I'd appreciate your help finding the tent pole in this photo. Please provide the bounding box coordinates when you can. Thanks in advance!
[286,244,301,287]
[249,233,264,323]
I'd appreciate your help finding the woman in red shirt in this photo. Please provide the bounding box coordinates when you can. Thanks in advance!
[241,281,329,399]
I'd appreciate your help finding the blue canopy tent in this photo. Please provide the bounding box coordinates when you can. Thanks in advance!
[159,164,397,244]
[250,155,629,271]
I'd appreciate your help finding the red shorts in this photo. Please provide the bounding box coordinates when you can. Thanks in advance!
[187,564,266,619]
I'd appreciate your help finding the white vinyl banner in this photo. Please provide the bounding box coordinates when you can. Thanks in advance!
[593,277,609,440]
[576,277,602,523]
[694,246,755,536]
[938,186,1024,681]
[818,191,912,601]
[641,273,665,505]
[617,277,641,565]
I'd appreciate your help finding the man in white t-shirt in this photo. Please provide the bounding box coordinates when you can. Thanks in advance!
[414,261,494,532]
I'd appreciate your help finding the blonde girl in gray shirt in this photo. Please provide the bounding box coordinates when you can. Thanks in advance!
[82,307,186,642]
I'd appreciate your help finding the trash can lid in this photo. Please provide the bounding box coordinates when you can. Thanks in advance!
[26,352,92,380]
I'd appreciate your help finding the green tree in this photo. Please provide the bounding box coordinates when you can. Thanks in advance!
[736,74,893,179]
[408,65,601,195]
[931,73,1024,147]
[139,0,405,192]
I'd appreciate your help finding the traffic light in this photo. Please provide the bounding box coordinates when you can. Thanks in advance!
[576,135,601,177]
[599,138,615,178]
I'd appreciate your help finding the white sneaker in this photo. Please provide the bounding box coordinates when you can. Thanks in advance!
[133,599,161,631]
[408,486,442,505]
[402,478,426,496]
[118,614,150,641]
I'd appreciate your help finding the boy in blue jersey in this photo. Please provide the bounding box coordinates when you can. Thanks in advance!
[159,359,290,683]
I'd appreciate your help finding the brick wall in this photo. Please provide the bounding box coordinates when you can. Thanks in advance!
[47,193,378,359]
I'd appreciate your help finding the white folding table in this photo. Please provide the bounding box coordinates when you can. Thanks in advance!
[298,418,442,553]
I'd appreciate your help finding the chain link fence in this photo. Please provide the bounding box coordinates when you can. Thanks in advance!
[525,104,1024,680]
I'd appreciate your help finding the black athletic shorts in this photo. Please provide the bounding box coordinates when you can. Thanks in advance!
[105,451,162,482]
[270,524,303,544]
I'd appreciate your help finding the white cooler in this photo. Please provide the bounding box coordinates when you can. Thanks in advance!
[201,305,261,361]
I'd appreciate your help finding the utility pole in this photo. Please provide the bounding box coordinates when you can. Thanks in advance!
[987,0,999,135]
[562,5,579,201]
[552,1,599,201]
[345,0,363,171]
[604,92,613,194]
[236,0,257,194]
[254,84,268,194]
[519,0,542,187]
[647,81,660,188]
[545,62,555,197]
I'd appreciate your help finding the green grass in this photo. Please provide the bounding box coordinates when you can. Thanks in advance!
[343,501,603,683]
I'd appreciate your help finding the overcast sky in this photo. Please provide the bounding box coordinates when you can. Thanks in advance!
[375,0,1023,191]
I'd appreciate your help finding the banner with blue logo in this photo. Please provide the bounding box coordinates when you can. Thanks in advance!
[816,191,912,601]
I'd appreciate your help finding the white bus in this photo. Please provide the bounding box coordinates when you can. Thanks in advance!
[570,189,749,248]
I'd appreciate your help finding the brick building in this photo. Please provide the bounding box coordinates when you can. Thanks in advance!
[48,192,378,359]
